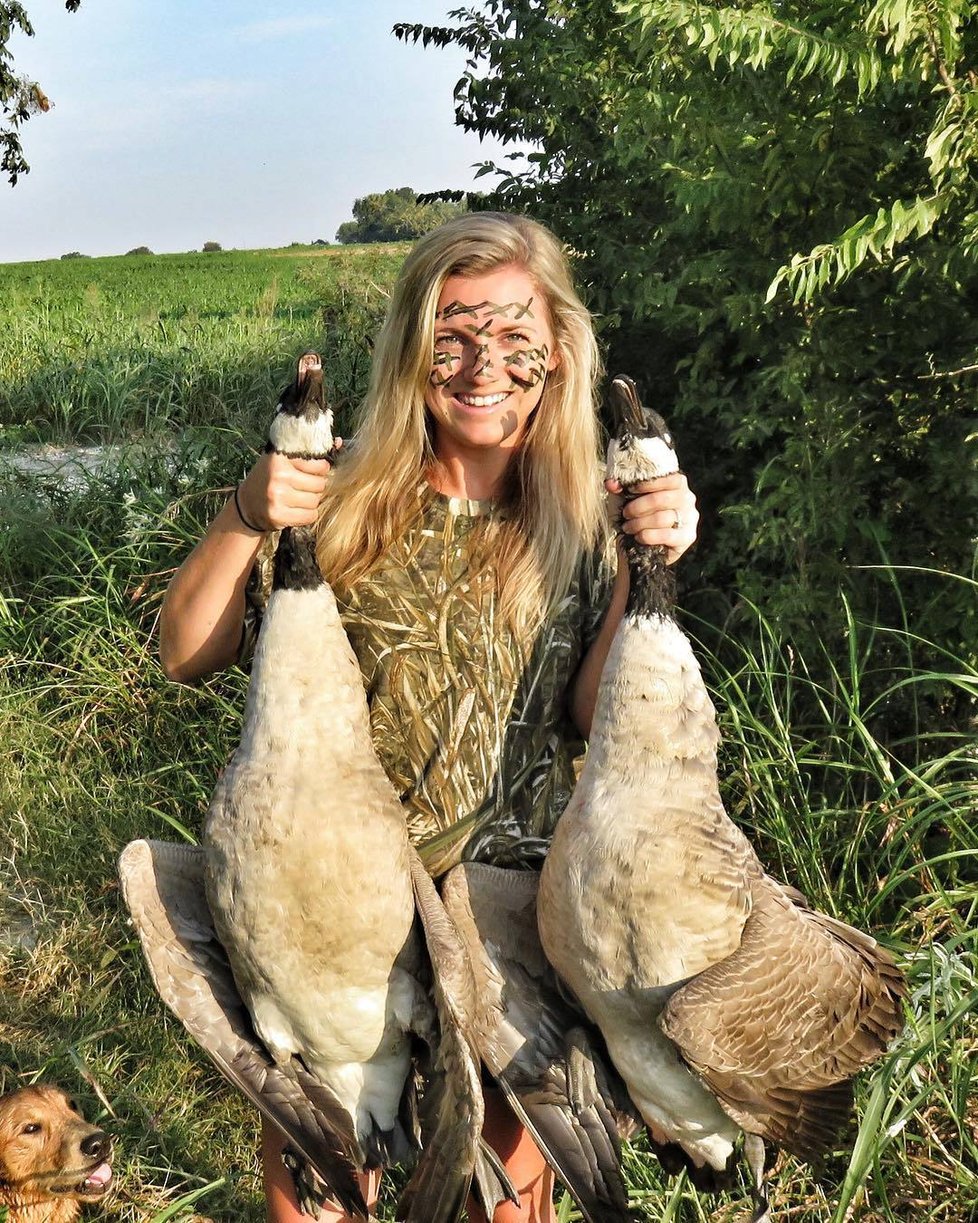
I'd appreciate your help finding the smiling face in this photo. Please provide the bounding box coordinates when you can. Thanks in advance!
[425,264,560,463]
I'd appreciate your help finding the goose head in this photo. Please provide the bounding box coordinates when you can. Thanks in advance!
[605,375,678,490]
[268,351,335,460]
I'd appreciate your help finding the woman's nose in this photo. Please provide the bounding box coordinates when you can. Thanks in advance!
[465,341,494,380]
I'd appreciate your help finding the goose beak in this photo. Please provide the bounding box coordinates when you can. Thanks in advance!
[608,375,645,435]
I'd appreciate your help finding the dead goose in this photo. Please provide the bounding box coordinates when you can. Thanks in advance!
[537,375,906,1219]
[122,353,495,1222]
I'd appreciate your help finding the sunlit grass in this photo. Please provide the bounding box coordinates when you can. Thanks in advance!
[0,245,403,444]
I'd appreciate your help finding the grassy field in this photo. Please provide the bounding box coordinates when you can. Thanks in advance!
[0,245,975,1222]
[0,244,405,446]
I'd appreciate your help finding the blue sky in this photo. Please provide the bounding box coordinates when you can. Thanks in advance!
[0,1,514,263]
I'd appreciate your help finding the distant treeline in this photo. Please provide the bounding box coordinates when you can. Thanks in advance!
[335,187,466,244]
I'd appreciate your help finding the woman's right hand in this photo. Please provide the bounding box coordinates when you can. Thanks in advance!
[160,440,342,682]
[235,443,342,532]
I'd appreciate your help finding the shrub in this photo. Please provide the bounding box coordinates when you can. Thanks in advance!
[126,246,153,256]
[202,241,222,252]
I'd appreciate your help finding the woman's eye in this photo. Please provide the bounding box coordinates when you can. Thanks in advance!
[503,332,531,345]
[434,334,462,349]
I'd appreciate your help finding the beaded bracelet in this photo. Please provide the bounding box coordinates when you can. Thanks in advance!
[233,484,264,534]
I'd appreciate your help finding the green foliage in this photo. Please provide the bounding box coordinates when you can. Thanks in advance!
[397,0,978,736]
[335,185,467,243]
[0,0,80,184]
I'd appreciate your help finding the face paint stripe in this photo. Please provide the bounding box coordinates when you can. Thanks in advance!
[473,343,492,376]
[436,299,493,319]
[436,298,536,322]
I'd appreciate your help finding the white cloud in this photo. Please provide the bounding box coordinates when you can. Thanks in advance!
[236,15,335,43]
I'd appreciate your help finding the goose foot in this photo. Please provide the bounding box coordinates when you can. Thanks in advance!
[282,1145,331,1218]
[472,1136,520,1213]
[743,1133,770,1223]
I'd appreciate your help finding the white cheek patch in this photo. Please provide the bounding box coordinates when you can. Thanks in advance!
[269,407,335,457]
[606,435,679,483]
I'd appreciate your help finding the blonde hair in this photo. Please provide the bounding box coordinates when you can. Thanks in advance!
[316,212,605,633]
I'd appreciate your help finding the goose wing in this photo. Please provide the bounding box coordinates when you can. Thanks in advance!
[660,874,905,1158]
[118,838,367,1219]
[442,861,636,1223]
[396,849,500,1223]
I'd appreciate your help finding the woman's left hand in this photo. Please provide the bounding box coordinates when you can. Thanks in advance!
[606,472,699,565]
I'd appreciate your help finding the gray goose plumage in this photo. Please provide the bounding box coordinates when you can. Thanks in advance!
[537,375,906,1218]
[122,353,498,1222]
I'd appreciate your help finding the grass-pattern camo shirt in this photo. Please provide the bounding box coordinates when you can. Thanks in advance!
[241,485,615,877]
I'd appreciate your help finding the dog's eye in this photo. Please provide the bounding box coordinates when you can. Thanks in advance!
[68,1099,80,1113]
[21,1122,42,1135]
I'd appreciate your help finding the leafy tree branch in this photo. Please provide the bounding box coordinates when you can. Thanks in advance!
[396,0,978,737]
[1,0,80,184]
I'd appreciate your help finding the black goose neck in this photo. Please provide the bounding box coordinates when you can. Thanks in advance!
[622,533,676,618]
[273,525,323,592]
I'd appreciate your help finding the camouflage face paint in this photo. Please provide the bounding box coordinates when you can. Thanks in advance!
[430,299,548,390]
[472,343,492,377]
[424,267,559,464]
[435,298,536,321]
[505,343,550,390]
[430,350,459,388]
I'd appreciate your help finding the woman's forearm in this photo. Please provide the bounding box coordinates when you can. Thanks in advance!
[159,496,264,684]
[569,559,629,738]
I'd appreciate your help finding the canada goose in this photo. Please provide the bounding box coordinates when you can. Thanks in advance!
[122,353,497,1222]
[537,376,906,1219]
[441,861,634,1223]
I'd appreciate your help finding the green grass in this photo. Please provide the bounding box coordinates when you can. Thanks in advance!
[0,244,404,445]
[0,247,975,1221]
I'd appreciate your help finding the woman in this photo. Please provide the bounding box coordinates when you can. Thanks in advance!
[160,212,698,1223]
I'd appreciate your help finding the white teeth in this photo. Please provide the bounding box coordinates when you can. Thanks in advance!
[457,393,508,407]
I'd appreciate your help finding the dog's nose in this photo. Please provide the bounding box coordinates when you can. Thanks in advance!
[80,1130,111,1160]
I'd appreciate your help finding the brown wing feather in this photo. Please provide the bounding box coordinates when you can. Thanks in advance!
[118,839,367,1218]
[397,850,488,1223]
[661,873,905,1158]
[443,863,635,1223]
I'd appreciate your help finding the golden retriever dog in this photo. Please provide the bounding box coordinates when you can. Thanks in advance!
[0,1085,112,1222]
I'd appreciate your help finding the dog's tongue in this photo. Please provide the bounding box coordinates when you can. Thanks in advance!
[85,1163,112,1188]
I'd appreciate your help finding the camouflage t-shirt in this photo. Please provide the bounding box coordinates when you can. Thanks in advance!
[241,487,615,876]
